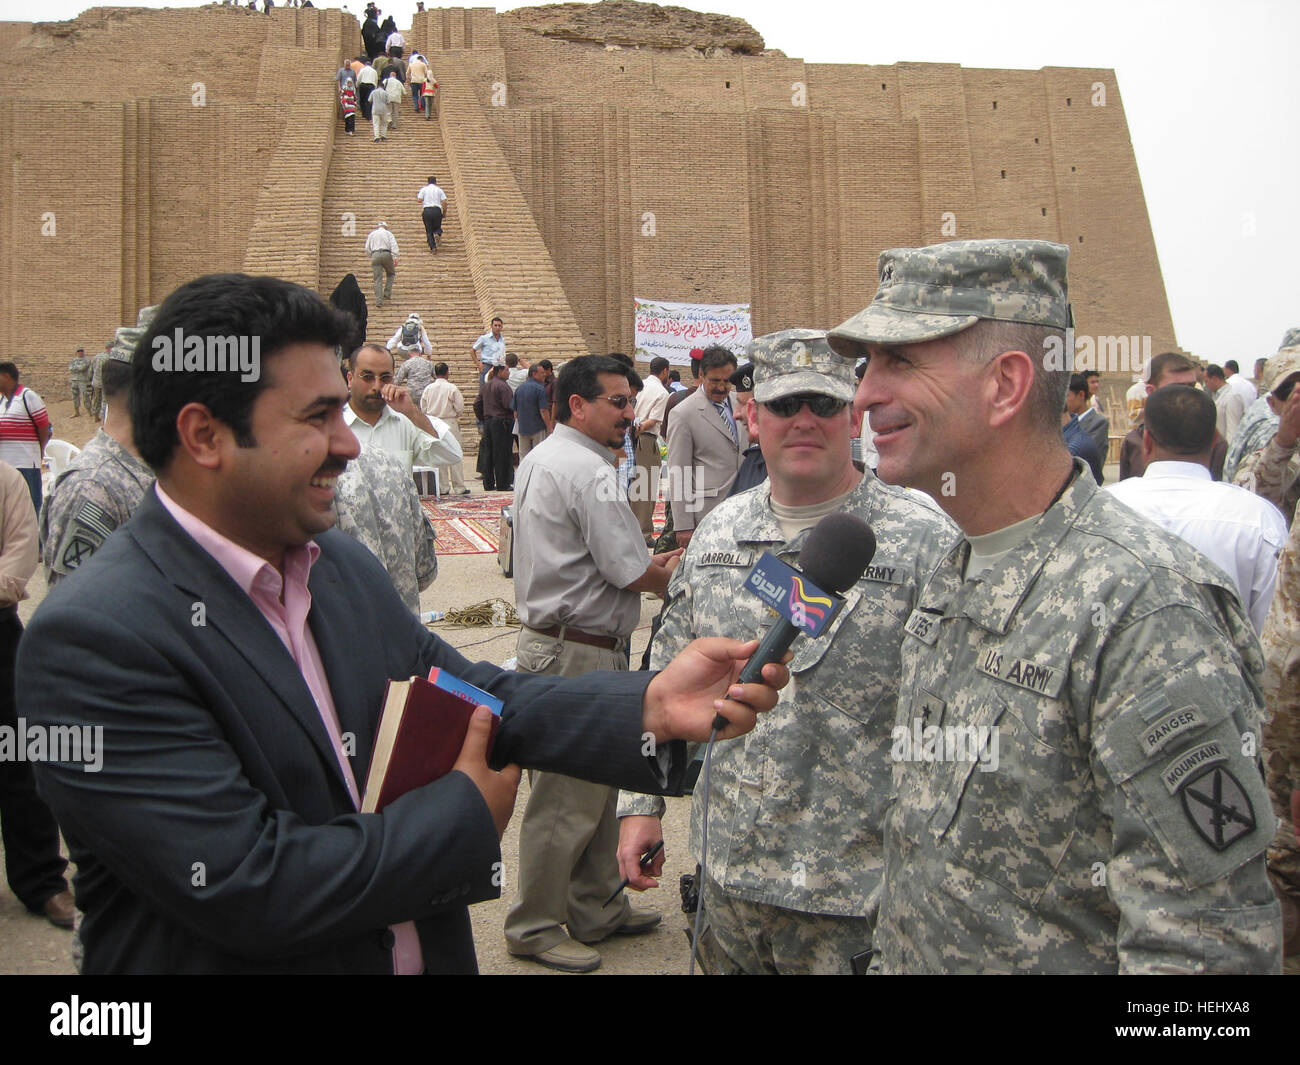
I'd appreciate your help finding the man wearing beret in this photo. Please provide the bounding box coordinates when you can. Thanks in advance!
[830,238,1281,973]
[617,330,955,973]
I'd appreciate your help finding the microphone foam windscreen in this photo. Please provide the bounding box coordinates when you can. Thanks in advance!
[798,513,877,594]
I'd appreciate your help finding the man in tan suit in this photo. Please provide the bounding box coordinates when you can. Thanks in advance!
[666,345,748,548]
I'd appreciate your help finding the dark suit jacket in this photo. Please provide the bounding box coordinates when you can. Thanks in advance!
[17,491,684,974]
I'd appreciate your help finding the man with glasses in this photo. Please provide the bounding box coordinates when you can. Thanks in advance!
[616,331,955,973]
[666,345,748,548]
[343,343,461,474]
[505,355,683,972]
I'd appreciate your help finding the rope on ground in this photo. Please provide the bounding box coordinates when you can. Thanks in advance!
[428,598,519,628]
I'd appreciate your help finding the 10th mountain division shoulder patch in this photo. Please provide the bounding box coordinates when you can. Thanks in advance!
[56,499,118,574]
[1181,765,1256,852]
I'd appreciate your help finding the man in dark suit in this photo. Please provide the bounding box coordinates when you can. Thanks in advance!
[16,273,785,975]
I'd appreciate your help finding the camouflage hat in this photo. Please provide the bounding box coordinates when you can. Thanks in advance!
[749,329,855,404]
[826,239,1071,359]
[1265,346,1300,396]
[730,362,754,392]
[1279,327,1300,352]
[108,305,159,364]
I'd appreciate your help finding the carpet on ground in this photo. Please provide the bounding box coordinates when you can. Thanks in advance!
[420,493,666,555]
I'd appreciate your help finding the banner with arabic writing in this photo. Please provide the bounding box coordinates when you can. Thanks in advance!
[633,298,752,366]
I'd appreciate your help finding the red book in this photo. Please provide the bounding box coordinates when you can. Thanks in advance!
[360,670,502,813]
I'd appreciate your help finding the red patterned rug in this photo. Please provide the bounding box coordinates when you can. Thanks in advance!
[421,492,512,555]
[421,493,667,555]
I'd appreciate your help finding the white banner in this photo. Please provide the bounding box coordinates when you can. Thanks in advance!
[633,298,752,366]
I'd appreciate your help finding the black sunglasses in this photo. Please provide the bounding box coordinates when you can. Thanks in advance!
[592,393,633,410]
[763,393,848,419]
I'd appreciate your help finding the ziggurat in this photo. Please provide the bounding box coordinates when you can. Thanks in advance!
[0,1,1176,406]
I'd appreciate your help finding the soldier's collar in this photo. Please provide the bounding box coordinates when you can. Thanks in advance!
[947,459,1097,635]
[734,474,874,546]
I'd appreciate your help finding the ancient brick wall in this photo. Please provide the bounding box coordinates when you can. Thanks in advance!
[0,3,1176,399]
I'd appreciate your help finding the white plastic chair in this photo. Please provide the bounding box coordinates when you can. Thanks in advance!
[412,466,440,497]
[44,439,81,479]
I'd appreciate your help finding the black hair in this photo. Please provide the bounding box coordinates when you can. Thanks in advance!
[700,345,737,375]
[1225,360,1240,374]
[1067,373,1089,395]
[556,355,629,424]
[1205,364,1225,381]
[0,362,17,380]
[434,362,449,376]
[1144,384,1215,455]
[649,356,670,375]
[102,359,132,400]
[131,274,353,472]
[607,352,633,369]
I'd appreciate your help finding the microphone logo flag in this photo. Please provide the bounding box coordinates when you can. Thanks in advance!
[745,552,844,638]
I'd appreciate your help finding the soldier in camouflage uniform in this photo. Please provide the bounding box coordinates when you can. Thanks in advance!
[1258,339,1300,963]
[41,310,158,586]
[1223,330,1300,481]
[1234,335,1300,523]
[332,443,438,613]
[88,341,111,420]
[617,329,956,974]
[828,239,1281,973]
[67,347,90,417]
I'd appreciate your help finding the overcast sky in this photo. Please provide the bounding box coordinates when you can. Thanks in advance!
[4,0,1294,363]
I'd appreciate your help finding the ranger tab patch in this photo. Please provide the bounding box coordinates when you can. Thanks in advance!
[1141,706,1204,758]
[1181,765,1256,851]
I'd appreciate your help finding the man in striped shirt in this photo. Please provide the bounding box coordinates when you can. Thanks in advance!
[0,363,50,513]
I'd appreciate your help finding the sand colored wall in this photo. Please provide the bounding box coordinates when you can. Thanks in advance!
[0,4,1175,398]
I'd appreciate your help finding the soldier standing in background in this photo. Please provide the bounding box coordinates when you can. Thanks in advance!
[617,330,955,973]
[42,309,157,587]
[89,340,112,419]
[67,347,90,417]
[830,238,1280,973]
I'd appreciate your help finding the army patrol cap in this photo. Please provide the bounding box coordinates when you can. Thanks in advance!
[1265,346,1300,396]
[749,329,855,404]
[826,239,1072,360]
[108,305,159,364]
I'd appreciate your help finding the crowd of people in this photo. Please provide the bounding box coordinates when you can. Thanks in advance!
[0,234,1297,980]
[336,7,437,141]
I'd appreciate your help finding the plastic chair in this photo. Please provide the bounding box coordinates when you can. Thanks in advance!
[44,439,81,479]
[412,466,440,497]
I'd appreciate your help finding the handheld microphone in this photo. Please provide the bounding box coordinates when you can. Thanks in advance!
[713,513,876,728]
